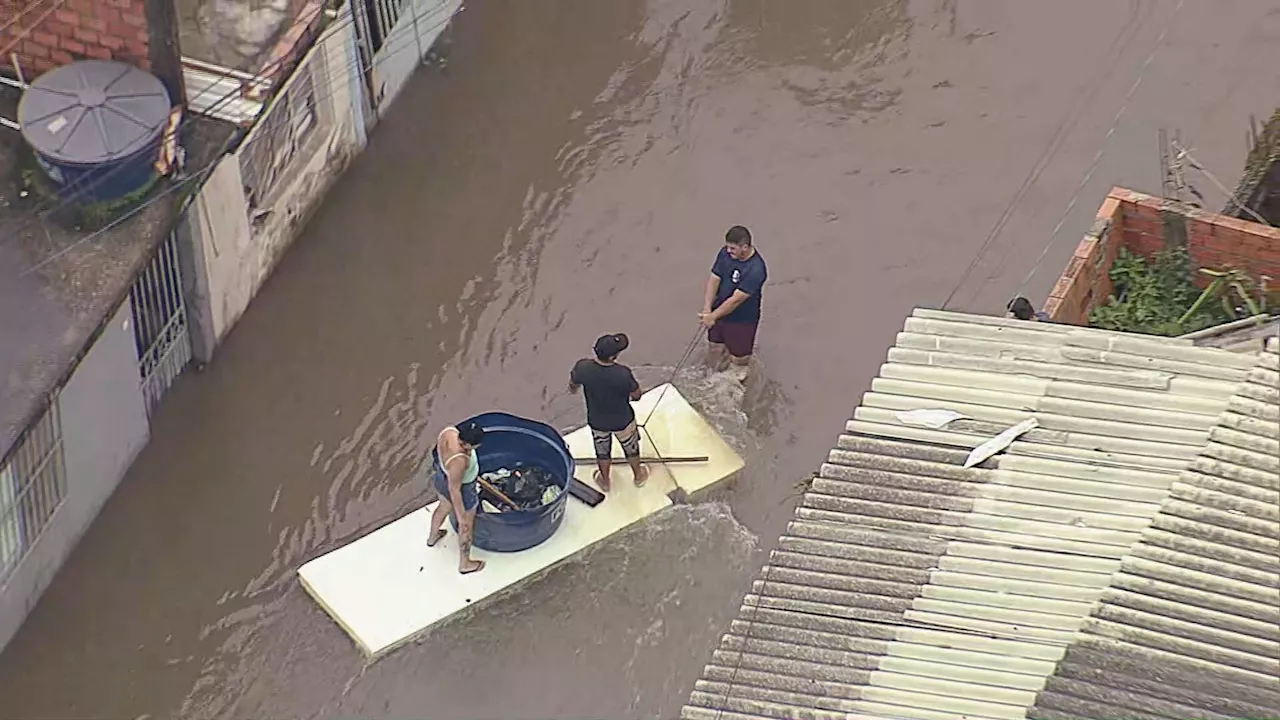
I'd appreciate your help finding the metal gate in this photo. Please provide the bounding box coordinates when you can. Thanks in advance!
[130,229,191,417]
[359,0,408,52]
[351,0,459,114]
[0,395,66,584]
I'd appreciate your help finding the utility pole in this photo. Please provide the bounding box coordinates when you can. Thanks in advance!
[144,0,187,107]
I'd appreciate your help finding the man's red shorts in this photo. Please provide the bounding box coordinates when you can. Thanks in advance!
[708,321,758,358]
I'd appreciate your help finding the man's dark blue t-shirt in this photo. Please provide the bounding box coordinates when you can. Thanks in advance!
[712,248,767,324]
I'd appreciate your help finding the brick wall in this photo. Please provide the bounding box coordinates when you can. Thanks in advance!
[1042,197,1123,324]
[0,0,151,77]
[252,0,325,97]
[1044,187,1280,325]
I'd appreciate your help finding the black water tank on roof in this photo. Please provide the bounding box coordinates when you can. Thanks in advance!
[18,59,171,204]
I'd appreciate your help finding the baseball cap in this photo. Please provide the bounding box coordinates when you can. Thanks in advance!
[593,333,630,359]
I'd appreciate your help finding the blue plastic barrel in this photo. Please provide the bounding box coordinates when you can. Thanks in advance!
[437,412,573,553]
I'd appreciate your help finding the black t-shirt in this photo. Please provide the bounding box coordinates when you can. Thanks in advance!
[570,358,639,432]
[712,249,767,324]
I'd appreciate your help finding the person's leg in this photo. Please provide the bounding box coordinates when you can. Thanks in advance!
[457,483,484,574]
[428,496,451,546]
[616,421,647,487]
[427,469,450,546]
[591,427,614,492]
[705,324,729,371]
[722,322,758,368]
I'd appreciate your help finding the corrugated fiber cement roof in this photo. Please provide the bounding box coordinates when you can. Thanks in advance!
[682,309,1278,720]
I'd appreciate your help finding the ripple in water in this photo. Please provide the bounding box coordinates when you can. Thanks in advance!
[180,357,784,720]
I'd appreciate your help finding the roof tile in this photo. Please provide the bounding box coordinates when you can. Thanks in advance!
[683,310,1272,720]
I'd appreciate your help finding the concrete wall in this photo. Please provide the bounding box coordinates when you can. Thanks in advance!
[1044,187,1280,324]
[184,9,368,357]
[366,0,461,114]
[0,0,442,653]
[0,301,149,652]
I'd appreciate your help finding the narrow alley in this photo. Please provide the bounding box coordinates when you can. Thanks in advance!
[1,1,1277,718]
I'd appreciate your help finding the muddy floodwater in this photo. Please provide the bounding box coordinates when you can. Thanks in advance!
[1,1,1277,718]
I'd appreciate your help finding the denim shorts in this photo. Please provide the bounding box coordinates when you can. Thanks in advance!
[432,467,479,512]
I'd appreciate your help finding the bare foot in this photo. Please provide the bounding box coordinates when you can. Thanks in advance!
[633,465,650,488]
[593,470,612,493]
[459,559,486,575]
[427,529,447,547]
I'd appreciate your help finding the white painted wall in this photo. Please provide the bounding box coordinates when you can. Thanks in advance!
[368,0,462,114]
[0,302,149,652]
[185,7,369,354]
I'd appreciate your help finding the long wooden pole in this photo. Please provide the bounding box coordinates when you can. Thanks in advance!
[572,455,708,464]
[475,476,518,509]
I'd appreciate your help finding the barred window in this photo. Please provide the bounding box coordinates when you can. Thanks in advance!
[239,61,321,211]
[0,397,68,583]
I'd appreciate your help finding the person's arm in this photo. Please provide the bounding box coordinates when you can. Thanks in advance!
[703,253,725,313]
[444,454,468,512]
[702,274,720,314]
[715,262,761,318]
[568,363,582,394]
[707,290,750,322]
[707,262,763,322]
[438,434,469,513]
[627,368,642,402]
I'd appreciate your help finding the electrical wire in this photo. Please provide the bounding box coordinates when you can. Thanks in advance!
[1009,0,1188,302]
[711,8,1193,714]
[638,326,705,431]
[1172,139,1273,226]
[0,0,65,55]
[16,18,454,273]
[8,1,462,270]
[936,0,1150,312]
[21,151,222,274]
[632,326,705,499]
[1,1,337,227]
[5,0,460,226]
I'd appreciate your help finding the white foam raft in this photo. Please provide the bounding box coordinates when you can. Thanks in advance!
[298,383,745,658]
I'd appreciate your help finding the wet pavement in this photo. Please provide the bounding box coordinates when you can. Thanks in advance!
[2,1,1278,718]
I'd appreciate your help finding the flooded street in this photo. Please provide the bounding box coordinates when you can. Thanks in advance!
[2,1,1277,718]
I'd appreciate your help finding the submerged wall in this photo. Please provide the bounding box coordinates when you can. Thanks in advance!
[0,302,149,652]
[183,9,368,356]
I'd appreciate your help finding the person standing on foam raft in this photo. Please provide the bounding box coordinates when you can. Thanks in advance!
[569,333,648,493]
[425,420,486,574]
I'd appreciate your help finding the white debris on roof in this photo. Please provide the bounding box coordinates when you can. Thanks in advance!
[683,308,1259,720]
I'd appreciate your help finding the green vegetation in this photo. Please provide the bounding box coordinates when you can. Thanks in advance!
[1089,246,1275,336]
[1183,267,1274,324]
[1089,247,1218,336]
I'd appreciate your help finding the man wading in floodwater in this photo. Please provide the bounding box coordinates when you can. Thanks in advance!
[700,225,768,371]
[425,420,486,574]
[569,333,648,493]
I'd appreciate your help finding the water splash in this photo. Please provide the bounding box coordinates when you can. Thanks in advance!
[176,350,776,720]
